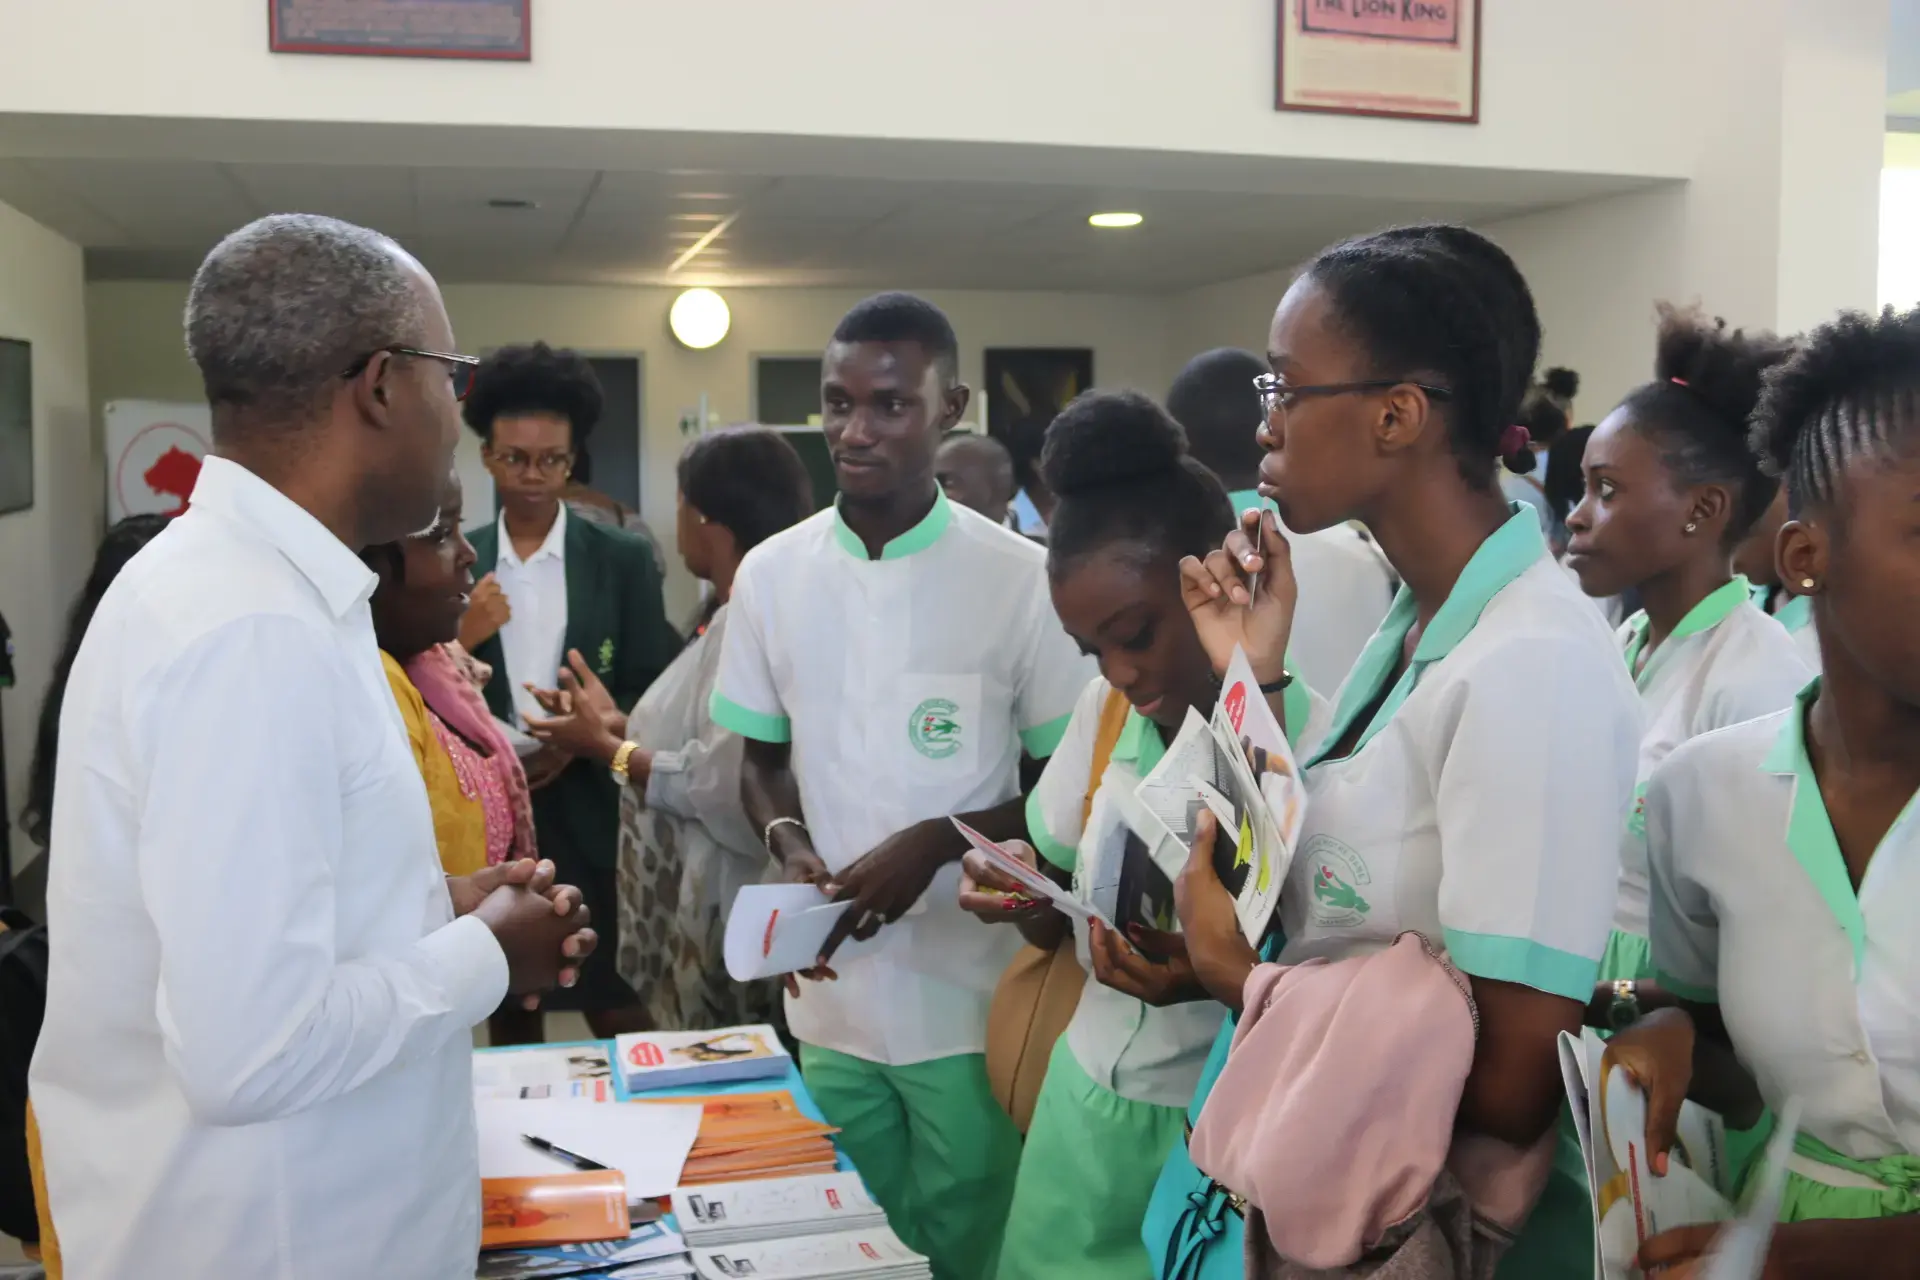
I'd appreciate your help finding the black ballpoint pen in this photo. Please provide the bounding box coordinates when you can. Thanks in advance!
[522,1133,608,1171]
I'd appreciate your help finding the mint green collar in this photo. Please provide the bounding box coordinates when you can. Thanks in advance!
[1112,709,1169,777]
[1623,576,1751,688]
[1228,488,1270,516]
[1761,678,1916,979]
[1306,505,1545,768]
[1776,592,1813,634]
[831,487,953,561]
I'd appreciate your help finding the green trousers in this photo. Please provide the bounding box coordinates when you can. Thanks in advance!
[801,1043,1021,1280]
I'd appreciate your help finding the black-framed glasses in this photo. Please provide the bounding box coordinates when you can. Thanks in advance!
[342,346,482,401]
[1252,373,1453,417]
[488,447,575,475]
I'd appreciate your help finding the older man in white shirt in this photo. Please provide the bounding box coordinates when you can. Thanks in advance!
[30,214,596,1280]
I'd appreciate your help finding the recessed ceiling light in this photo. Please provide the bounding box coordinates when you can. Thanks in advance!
[669,288,731,349]
[487,197,539,210]
[1089,211,1144,229]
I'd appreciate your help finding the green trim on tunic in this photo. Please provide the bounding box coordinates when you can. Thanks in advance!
[1598,927,1654,984]
[998,1038,1188,1280]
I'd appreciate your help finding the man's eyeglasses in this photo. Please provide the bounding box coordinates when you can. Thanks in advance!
[1252,374,1453,418]
[342,346,482,401]
[489,448,575,476]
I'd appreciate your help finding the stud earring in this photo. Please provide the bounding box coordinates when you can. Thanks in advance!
[1684,521,1698,534]
[1801,578,1816,590]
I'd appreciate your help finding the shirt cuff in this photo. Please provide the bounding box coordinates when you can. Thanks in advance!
[1025,788,1078,872]
[709,691,792,743]
[642,748,686,810]
[418,913,510,1029]
[1019,712,1074,759]
[1442,928,1598,1003]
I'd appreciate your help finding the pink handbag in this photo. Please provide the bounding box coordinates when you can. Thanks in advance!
[1188,933,1554,1277]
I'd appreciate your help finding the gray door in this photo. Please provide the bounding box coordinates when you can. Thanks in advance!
[583,356,642,513]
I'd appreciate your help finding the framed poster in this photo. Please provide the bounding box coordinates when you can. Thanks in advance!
[0,339,30,517]
[270,0,531,61]
[1278,0,1480,123]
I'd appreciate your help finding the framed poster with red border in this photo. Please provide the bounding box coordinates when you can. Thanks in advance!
[1277,0,1480,124]
[269,0,531,61]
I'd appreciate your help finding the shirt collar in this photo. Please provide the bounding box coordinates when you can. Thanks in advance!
[831,487,953,561]
[1306,504,1544,768]
[189,455,377,619]
[1762,677,1877,977]
[497,502,568,569]
[1110,707,1169,777]
[1623,575,1752,683]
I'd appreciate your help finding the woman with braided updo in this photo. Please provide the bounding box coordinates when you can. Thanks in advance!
[1605,306,1920,1274]
[1562,305,1811,1002]
[1149,224,1641,1278]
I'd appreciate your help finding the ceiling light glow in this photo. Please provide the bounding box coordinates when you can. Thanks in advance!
[669,287,731,349]
[1088,211,1144,228]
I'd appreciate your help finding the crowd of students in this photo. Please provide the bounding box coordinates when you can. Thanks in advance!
[14,208,1920,1280]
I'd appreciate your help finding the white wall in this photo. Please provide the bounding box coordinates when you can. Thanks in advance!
[0,199,92,858]
[0,1,1729,183]
[88,279,1175,615]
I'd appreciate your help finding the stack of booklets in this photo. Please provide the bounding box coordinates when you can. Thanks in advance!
[672,1173,884,1246]
[479,1218,693,1280]
[615,1025,792,1093]
[638,1090,840,1184]
[688,1229,930,1280]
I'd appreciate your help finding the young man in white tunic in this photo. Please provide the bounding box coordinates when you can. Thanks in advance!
[709,294,1090,1280]
[29,215,596,1280]
[1608,305,1920,1274]
[1563,305,1809,999]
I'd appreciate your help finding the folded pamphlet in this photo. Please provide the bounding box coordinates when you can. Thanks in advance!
[689,1227,930,1280]
[474,1044,619,1102]
[616,1025,793,1094]
[673,1173,884,1246]
[1122,647,1306,943]
[724,885,888,981]
[949,817,1113,930]
[1559,1028,1735,1279]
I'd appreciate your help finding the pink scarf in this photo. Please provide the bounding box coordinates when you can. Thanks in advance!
[405,643,538,864]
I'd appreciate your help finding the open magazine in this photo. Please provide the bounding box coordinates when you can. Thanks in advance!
[1559,1027,1802,1280]
[1122,647,1308,943]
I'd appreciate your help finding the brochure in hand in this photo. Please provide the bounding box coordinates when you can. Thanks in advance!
[1124,646,1307,942]
[1559,1028,1737,1279]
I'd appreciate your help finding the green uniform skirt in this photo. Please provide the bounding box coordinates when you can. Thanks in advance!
[998,1038,1188,1280]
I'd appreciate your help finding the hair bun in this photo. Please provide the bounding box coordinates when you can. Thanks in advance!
[1652,303,1792,439]
[1543,367,1580,401]
[1040,389,1191,497]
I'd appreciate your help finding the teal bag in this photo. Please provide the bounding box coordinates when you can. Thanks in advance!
[1143,936,1282,1280]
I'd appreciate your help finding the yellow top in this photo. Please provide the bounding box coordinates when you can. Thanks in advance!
[381,651,489,879]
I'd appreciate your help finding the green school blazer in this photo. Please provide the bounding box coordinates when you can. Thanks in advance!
[467,514,682,872]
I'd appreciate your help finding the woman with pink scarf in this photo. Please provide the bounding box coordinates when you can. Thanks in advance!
[366,475,537,877]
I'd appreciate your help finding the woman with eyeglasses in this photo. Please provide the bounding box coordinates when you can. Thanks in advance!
[1146,224,1641,1278]
[461,341,682,1042]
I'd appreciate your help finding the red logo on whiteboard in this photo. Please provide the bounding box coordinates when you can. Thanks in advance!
[626,1041,665,1067]
[1224,682,1248,733]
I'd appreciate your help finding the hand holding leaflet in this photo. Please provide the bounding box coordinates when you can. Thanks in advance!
[949,818,1115,930]
[724,885,886,981]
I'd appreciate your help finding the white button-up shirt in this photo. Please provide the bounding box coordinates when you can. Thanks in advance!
[494,503,570,728]
[1649,684,1920,1163]
[711,492,1092,1065]
[31,457,510,1280]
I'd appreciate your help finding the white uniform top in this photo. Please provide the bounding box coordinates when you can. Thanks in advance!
[1647,685,1920,1161]
[1229,490,1395,699]
[493,502,570,729]
[1025,677,1329,1109]
[1278,508,1640,1003]
[710,490,1091,1066]
[1611,579,1812,939]
[1759,586,1823,673]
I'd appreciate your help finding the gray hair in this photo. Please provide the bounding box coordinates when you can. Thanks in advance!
[184,213,429,425]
